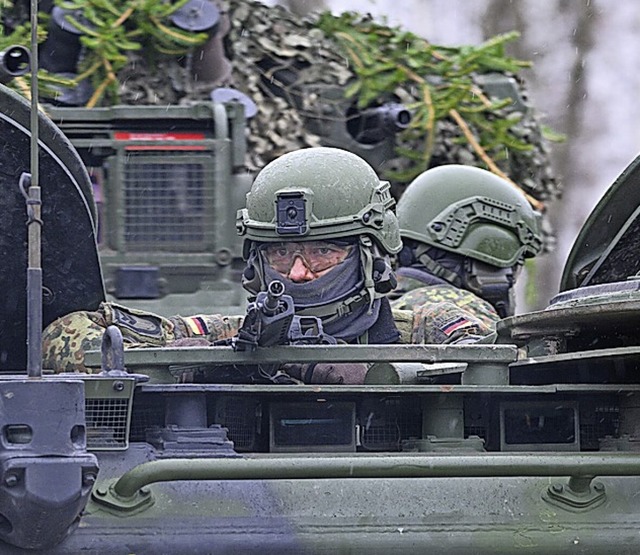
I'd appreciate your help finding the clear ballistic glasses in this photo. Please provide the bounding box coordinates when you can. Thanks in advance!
[261,241,352,274]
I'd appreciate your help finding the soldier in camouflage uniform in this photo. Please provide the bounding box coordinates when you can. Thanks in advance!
[43,147,402,382]
[390,164,543,343]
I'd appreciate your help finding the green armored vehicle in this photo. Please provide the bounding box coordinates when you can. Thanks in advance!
[3,52,640,553]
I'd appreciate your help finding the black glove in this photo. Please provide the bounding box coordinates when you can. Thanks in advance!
[284,362,368,384]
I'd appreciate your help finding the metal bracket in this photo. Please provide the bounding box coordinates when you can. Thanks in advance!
[92,479,155,514]
[543,476,606,512]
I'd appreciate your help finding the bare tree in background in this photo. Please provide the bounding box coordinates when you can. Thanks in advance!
[539,3,597,306]
[278,0,327,16]
[482,1,597,308]
[481,0,526,58]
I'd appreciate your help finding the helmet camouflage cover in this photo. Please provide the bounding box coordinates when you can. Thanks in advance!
[396,164,542,268]
[237,147,402,256]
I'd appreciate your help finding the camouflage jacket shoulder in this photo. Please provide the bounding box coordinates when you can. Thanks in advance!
[391,280,499,327]
[390,283,499,345]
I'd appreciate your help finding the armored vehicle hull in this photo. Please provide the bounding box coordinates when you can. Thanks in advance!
[2,68,640,554]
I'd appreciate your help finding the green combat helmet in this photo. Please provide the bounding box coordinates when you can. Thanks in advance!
[238,146,401,253]
[237,147,401,328]
[396,164,542,316]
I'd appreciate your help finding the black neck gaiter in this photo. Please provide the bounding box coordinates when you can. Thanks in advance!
[261,248,380,342]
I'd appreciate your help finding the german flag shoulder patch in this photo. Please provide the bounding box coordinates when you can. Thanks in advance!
[184,316,209,336]
[441,316,473,337]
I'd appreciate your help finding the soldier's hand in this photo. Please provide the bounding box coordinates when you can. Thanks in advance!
[281,362,368,384]
[304,362,368,384]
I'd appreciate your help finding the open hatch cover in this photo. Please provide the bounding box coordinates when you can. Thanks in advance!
[0,85,105,369]
[561,153,640,292]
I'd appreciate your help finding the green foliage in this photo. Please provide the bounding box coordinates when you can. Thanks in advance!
[316,11,536,184]
[0,7,67,98]
[1,1,32,51]
[2,0,209,106]
[0,20,31,53]
[58,0,209,106]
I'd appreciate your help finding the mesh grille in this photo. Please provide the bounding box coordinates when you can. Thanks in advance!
[214,397,259,451]
[360,412,401,450]
[359,398,421,451]
[129,399,165,443]
[580,404,620,449]
[122,153,213,251]
[86,398,131,449]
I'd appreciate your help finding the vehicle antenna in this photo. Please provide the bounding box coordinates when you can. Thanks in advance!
[24,0,41,377]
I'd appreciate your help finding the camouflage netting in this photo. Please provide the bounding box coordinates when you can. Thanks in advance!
[118,0,347,169]
[115,3,558,188]
[223,0,559,251]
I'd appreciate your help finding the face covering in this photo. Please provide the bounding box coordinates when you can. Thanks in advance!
[262,247,381,342]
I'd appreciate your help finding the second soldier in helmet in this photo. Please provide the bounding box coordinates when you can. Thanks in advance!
[390,164,542,343]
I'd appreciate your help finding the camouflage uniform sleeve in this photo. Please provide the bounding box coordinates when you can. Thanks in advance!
[42,303,245,373]
[409,301,496,344]
[42,310,108,374]
[43,302,178,373]
[101,302,176,345]
[170,314,244,343]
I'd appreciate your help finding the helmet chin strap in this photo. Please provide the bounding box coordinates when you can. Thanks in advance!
[414,244,464,288]
[358,236,379,313]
